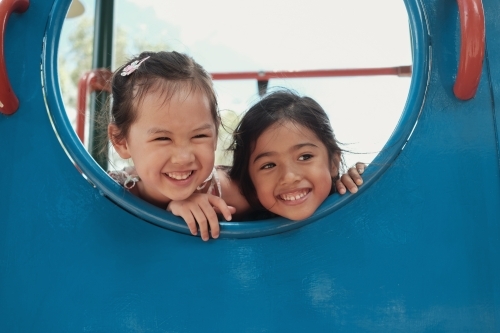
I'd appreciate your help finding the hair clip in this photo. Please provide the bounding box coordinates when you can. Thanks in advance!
[121,56,150,76]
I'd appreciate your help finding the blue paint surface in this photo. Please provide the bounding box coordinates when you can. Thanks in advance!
[1,0,499,331]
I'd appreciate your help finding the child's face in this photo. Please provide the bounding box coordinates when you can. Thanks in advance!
[248,121,337,220]
[112,87,217,207]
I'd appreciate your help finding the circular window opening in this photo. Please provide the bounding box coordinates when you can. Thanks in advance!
[45,0,429,238]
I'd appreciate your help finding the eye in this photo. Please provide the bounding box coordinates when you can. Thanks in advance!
[193,133,209,139]
[261,163,276,170]
[154,136,171,141]
[298,154,313,161]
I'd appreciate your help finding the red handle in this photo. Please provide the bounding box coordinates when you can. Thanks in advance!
[453,0,485,101]
[0,0,29,115]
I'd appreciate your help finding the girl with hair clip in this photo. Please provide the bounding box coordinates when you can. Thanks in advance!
[229,89,365,221]
[107,51,248,241]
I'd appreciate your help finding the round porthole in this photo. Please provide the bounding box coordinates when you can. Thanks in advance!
[43,0,429,238]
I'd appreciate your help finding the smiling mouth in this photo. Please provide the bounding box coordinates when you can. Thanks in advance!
[166,171,193,180]
[278,189,310,201]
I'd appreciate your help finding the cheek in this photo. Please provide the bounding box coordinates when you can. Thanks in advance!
[320,175,334,199]
[199,141,216,158]
[133,153,155,170]
[206,146,216,164]
[253,175,274,200]
[249,170,265,196]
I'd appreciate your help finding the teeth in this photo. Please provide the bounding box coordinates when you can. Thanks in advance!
[280,189,308,201]
[167,171,192,180]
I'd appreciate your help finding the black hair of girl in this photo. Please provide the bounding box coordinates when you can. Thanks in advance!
[108,51,219,145]
[229,89,343,210]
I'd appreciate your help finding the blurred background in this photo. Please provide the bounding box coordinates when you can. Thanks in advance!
[58,0,412,171]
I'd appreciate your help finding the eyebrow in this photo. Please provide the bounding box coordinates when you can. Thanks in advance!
[147,128,170,135]
[147,123,213,135]
[252,142,319,164]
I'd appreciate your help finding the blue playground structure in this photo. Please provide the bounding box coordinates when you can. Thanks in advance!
[1,0,499,331]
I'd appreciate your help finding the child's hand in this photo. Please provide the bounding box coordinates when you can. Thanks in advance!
[335,162,366,195]
[166,193,235,241]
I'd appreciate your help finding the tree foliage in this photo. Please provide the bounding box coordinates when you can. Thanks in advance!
[59,16,171,116]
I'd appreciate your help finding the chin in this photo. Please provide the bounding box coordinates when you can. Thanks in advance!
[280,210,315,221]
[167,189,196,202]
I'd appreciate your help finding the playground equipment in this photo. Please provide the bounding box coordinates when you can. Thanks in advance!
[1,0,499,331]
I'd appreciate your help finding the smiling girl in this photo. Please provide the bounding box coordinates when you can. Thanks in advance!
[107,51,246,240]
[229,90,363,220]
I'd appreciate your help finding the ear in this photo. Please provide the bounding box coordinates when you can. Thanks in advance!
[330,152,341,179]
[108,124,131,159]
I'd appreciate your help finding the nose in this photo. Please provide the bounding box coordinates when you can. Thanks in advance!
[170,144,195,165]
[279,164,302,185]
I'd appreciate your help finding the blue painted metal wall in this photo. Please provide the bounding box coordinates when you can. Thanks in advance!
[1,0,499,331]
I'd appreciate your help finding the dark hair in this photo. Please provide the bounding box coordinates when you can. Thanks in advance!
[229,89,343,210]
[108,51,219,144]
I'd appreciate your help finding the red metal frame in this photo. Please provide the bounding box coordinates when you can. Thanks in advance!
[0,0,29,115]
[75,66,412,143]
[76,68,111,142]
[210,66,412,81]
[453,0,485,100]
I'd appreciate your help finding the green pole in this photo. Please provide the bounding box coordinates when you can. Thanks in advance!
[88,0,114,170]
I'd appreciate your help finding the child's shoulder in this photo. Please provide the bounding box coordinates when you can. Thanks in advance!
[108,166,140,190]
[214,165,231,188]
[215,166,251,216]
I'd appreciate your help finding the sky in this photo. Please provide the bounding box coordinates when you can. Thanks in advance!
[61,0,412,168]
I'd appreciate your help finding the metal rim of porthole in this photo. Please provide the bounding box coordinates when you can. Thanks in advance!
[41,0,430,238]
